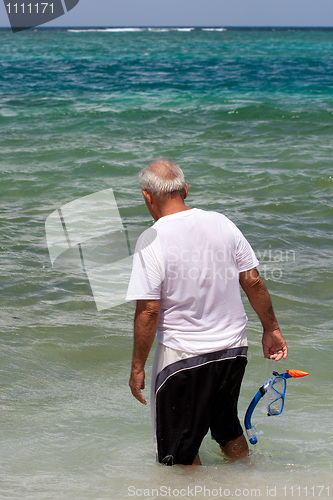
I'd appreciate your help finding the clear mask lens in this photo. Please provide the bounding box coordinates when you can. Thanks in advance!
[271,377,286,396]
[268,395,284,415]
[265,376,286,416]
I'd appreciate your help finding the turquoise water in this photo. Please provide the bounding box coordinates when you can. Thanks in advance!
[0,28,332,499]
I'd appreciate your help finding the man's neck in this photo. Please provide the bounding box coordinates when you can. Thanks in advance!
[156,200,192,220]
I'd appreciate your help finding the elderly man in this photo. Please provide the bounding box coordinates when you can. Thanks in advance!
[126,160,288,466]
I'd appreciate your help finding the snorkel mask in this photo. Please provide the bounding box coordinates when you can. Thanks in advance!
[244,369,309,445]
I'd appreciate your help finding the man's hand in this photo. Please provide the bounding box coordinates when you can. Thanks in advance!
[129,368,147,405]
[262,328,288,361]
[129,299,161,404]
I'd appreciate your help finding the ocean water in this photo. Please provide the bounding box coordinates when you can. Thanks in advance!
[0,27,332,499]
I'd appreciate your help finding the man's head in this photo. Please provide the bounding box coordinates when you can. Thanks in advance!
[139,160,187,199]
[138,160,189,220]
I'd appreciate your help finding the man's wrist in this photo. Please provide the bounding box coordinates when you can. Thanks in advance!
[131,362,145,373]
[262,324,280,334]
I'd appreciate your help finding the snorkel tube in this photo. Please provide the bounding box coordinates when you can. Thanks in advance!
[244,369,309,445]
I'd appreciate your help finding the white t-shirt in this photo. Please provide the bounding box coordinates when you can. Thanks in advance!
[126,208,259,354]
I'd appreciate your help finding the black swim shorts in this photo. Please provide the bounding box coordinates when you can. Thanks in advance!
[154,346,248,466]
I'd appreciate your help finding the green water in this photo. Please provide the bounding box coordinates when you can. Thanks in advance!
[0,28,332,499]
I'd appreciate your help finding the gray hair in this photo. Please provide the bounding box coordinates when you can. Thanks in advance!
[138,160,186,198]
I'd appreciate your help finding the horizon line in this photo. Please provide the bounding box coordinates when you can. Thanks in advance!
[1,25,333,29]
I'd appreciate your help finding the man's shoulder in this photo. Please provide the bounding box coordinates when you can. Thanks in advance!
[135,225,159,252]
[197,208,233,224]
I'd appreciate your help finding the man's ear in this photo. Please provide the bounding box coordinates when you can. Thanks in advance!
[184,183,189,200]
[142,190,153,204]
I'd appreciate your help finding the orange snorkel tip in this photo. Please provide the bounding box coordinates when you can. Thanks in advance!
[286,369,309,378]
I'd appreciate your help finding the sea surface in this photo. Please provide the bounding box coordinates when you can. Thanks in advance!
[0,27,332,499]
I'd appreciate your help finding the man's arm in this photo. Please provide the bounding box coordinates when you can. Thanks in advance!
[239,268,288,361]
[129,299,161,405]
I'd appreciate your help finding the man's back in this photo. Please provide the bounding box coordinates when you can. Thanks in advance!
[127,208,259,354]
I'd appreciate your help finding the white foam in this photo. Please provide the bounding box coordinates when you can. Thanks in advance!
[202,28,227,31]
[67,28,144,33]
[175,28,195,31]
[147,28,169,32]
